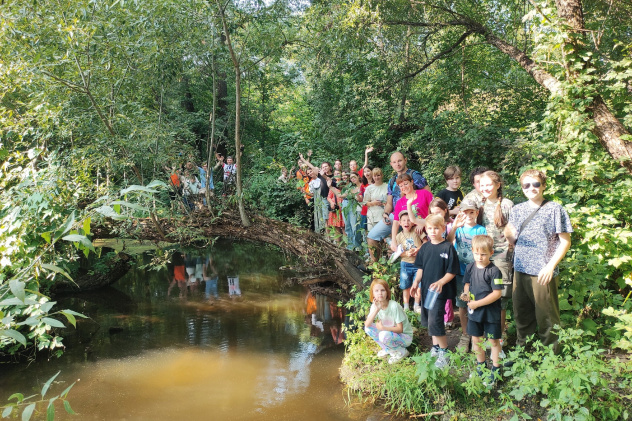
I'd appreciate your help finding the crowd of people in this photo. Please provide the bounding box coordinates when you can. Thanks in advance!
[290,147,572,385]
[167,153,237,210]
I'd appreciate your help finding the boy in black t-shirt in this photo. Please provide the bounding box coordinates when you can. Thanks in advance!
[412,214,460,369]
[436,165,464,217]
[462,235,503,386]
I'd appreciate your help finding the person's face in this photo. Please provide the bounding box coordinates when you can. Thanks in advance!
[400,214,412,231]
[334,160,342,171]
[307,168,314,178]
[398,179,413,195]
[473,174,483,193]
[227,157,234,165]
[372,284,388,303]
[202,164,208,170]
[390,152,407,173]
[479,176,498,199]
[349,160,358,172]
[321,163,331,173]
[473,248,492,267]
[350,174,359,185]
[426,223,444,242]
[521,176,545,202]
[462,209,478,225]
[364,168,372,181]
[447,176,461,190]
[430,206,446,218]
[334,170,342,178]
[372,172,383,184]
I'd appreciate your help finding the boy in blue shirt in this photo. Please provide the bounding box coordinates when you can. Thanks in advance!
[447,199,487,351]
[463,235,503,386]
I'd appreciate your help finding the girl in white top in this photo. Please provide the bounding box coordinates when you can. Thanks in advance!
[362,167,388,232]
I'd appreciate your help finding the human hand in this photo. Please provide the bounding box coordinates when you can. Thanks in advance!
[408,247,420,258]
[414,225,425,235]
[429,281,443,293]
[390,242,398,252]
[453,213,466,228]
[307,149,313,157]
[459,292,470,302]
[407,197,415,207]
[467,300,479,310]
[383,214,391,225]
[375,320,384,330]
[537,265,555,285]
[327,179,333,187]
[365,146,374,154]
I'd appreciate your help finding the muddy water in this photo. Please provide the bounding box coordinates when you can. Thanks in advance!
[0,242,374,421]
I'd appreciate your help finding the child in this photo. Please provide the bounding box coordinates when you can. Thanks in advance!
[462,235,503,386]
[364,278,413,364]
[437,166,464,217]
[446,199,487,352]
[411,214,460,368]
[394,211,424,310]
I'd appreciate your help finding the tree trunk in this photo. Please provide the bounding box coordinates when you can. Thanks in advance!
[218,1,251,227]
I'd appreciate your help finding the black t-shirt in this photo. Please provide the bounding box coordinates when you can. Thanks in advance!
[437,188,464,210]
[463,262,503,323]
[317,173,336,198]
[413,240,460,300]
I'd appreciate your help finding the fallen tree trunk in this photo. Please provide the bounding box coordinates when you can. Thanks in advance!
[92,210,368,299]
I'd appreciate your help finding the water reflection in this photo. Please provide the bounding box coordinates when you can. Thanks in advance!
[0,241,364,421]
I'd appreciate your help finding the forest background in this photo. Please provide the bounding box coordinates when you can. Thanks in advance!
[1,0,631,398]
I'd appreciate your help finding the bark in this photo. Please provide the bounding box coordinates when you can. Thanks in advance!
[50,252,132,294]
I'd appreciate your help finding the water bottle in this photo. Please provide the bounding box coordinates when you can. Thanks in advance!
[423,286,440,310]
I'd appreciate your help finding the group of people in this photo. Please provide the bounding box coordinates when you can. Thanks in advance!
[291,148,572,385]
[167,153,237,210]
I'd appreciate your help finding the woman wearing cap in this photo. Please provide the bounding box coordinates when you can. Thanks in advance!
[505,170,572,351]
[390,173,433,253]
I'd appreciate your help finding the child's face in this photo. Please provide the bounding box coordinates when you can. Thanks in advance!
[400,214,413,231]
[479,176,498,199]
[334,170,341,178]
[446,176,461,190]
[226,157,234,165]
[426,223,444,242]
[473,248,492,267]
[473,174,483,193]
[430,206,446,219]
[462,209,478,226]
[372,284,388,303]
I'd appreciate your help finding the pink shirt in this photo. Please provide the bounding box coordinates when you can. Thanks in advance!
[393,189,433,221]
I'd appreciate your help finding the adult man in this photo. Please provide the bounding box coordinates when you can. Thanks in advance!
[367,151,429,261]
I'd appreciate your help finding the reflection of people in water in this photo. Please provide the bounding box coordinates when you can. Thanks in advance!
[203,254,219,300]
[167,251,188,298]
[184,253,200,293]
[228,274,241,297]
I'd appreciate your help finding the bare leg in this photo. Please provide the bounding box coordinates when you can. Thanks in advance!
[459,307,469,335]
[435,335,448,349]
[490,338,501,367]
[367,238,381,262]
[471,336,485,363]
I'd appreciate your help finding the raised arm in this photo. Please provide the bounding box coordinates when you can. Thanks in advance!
[362,146,374,169]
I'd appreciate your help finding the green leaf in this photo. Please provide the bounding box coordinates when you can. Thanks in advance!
[120,184,158,194]
[94,205,128,220]
[59,309,87,318]
[41,371,61,398]
[60,382,76,399]
[145,180,167,189]
[113,204,121,214]
[46,400,55,421]
[21,403,35,421]
[2,406,13,418]
[8,393,24,403]
[82,216,91,236]
[110,200,148,212]
[41,232,52,244]
[40,301,56,313]
[41,264,74,282]
[63,400,76,415]
[42,317,66,328]
[61,311,76,328]
[61,234,95,252]
[54,211,75,241]
[9,279,26,302]
[0,329,27,346]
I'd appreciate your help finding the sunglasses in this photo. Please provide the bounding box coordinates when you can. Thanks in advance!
[521,181,542,189]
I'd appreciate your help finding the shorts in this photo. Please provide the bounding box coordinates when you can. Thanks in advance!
[493,258,513,309]
[367,214,394,241]
[455,275,467,308]
[419,295,446,337]
[468,319,502,340]
[399,261,417,290]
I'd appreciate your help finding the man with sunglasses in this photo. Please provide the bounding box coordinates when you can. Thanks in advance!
[504,169,572,352]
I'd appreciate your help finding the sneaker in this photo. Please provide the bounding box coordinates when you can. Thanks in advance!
[430,345,440,357]
[483,366,501,387]
[434,349,450,369]
[413,305,422,314]
[469,362,486,379]
[377,349,389,358]
[456,334,471,352]
[388,348,409,364]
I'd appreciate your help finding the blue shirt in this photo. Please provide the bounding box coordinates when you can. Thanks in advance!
[454,224,488,274]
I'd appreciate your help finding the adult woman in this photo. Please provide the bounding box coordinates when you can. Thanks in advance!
[478,170,513,353]
[326,178,345,243]
[308,168,326,233]
[504,170,572,350]
[359,166,373,237]
[363,167,387,232]
[341,172,363,250]
[390,173,433,251]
